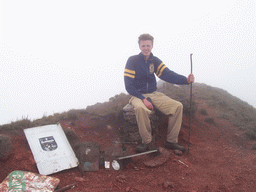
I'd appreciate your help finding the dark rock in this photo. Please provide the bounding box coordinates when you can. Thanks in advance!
[252,142,256,150]
[122,104,159,142]
[174,149,183,156]
[163,180,173,188]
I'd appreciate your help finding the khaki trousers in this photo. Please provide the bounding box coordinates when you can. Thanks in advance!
[129,91,183,144]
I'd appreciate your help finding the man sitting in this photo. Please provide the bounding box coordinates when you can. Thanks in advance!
[124,33,194,153]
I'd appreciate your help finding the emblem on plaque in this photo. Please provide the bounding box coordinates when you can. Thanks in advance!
[39,136,58,151]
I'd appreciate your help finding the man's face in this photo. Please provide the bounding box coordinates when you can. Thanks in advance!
[139,40,153,58]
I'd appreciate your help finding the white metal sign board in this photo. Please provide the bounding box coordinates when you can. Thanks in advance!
[24,124,79,175]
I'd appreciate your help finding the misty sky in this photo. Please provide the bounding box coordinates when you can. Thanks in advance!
[1,0,255,125]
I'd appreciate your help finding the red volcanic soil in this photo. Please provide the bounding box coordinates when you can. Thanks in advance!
[1,103,256,192]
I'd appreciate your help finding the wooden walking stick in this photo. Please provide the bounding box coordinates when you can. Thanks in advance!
[188,53,193,154]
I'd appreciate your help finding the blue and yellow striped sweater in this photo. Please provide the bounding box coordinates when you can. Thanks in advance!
[124,53,188,100]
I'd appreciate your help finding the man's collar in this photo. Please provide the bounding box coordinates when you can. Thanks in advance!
[139,52,154,60]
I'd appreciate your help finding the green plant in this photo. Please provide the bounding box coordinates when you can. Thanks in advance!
[1,118,32,130]
[205,117,215,124]
[245,128,256,140]
[1,82,256,142]
[217,112,231,120]
[67,110,79,120]
[200,109,208,116]
[181,99,197,117]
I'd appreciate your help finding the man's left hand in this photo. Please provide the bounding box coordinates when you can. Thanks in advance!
[187,73,195,83]
[142,98,154,110]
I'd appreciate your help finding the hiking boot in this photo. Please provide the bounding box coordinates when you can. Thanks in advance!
[135,141,156,153]
[165,141,186,152]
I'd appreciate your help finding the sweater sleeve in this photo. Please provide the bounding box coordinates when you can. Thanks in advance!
[124,56,145,100]
[155,58,189,85]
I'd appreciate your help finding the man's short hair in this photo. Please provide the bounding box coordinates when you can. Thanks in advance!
[138,33,154,44]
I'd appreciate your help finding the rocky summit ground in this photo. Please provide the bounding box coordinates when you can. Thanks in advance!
[0,100,256,192]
